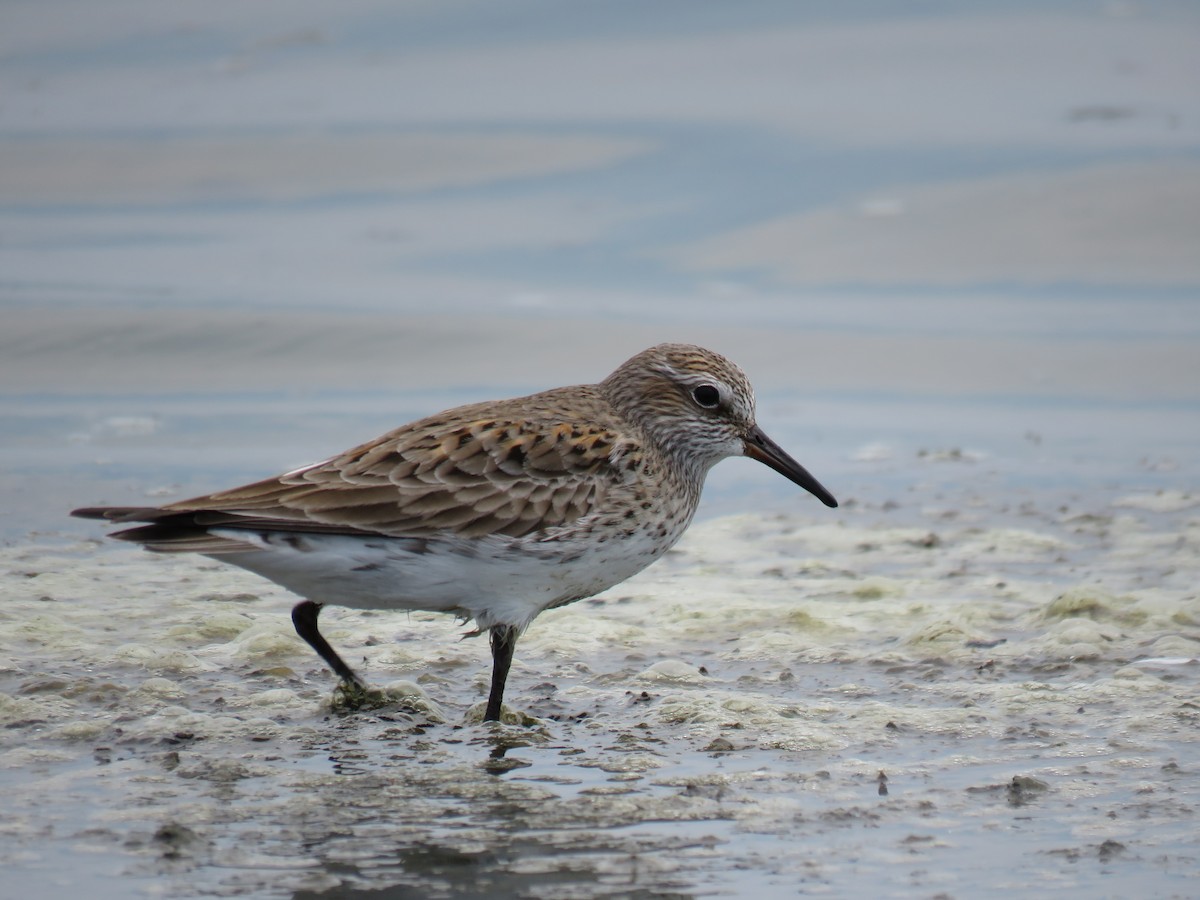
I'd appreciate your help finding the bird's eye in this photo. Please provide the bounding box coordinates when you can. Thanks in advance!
[691,384,721,409]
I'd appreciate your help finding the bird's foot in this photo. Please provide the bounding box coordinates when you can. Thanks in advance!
[329,678,385,713]
[465,701,541,726]
[330,679,447,722]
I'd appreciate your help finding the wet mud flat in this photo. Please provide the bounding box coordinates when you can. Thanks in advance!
[2,488,1198,899]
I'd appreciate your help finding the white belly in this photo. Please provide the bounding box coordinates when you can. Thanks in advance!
[207,523,685,631]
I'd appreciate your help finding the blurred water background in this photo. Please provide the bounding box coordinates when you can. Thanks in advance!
[2,2,1198,898]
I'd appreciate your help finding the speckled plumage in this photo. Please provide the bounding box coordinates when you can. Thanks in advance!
[74,343,837,721]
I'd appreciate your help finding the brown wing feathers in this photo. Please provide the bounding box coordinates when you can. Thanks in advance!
[72,409,628,550]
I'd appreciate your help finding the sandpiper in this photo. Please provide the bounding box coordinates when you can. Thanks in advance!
[73,343,837,721]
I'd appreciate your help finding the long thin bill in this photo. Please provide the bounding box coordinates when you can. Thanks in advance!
[743,426,838,508]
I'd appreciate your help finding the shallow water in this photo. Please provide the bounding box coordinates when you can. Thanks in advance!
[3,477,1198,898]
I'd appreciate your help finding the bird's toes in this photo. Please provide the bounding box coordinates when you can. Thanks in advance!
[465,701,542,727]
[329,678,382,713]
[329,679,448,723]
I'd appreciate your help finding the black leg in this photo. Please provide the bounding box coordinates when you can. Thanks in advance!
[484,625,519,722]
[291,601,364,687]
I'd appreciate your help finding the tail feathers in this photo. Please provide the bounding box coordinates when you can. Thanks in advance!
[71,505,258,553]
[71,506,162,522]
[107,522,258,554]
[73,503,382,553]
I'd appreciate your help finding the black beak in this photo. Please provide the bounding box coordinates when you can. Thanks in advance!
[743,426,838,508]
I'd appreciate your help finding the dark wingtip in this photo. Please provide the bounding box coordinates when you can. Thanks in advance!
[71,506,165,522]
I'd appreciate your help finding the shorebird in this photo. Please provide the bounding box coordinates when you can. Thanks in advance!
[73,343,837,721]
